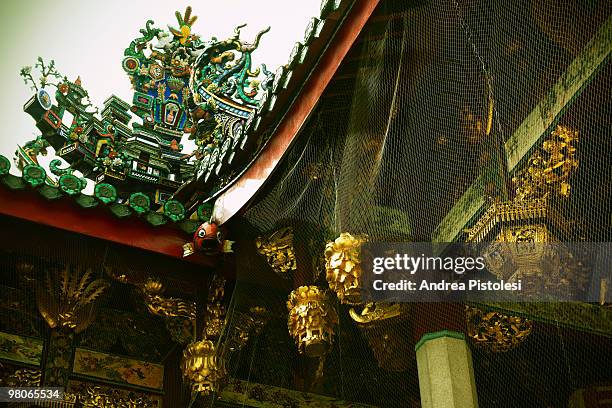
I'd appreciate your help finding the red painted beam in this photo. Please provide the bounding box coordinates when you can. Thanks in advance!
[213,0,380,224]
[0,186,214,267]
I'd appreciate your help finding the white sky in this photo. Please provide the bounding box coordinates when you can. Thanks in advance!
[0,0,320,189]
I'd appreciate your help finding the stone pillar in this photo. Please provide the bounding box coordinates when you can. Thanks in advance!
[415,330,479,408]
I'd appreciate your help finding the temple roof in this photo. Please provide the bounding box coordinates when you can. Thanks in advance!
[0,155,214,265]
[174,0,370,213]
[0,0,370,254]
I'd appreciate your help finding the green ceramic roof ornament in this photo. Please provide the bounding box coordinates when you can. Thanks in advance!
[164,199,186,222]
[0,155,10,176]
[94,183,118,205]
[129,192,151,214]
[22,164,46,187]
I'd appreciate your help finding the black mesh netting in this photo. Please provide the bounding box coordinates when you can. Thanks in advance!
[0,0,610,407]
[221,0,612,407]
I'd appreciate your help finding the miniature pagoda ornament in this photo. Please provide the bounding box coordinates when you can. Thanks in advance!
[18,8,204,210]
[464,125,589,300]
[122,7,203,136]
[17,6,273,224]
